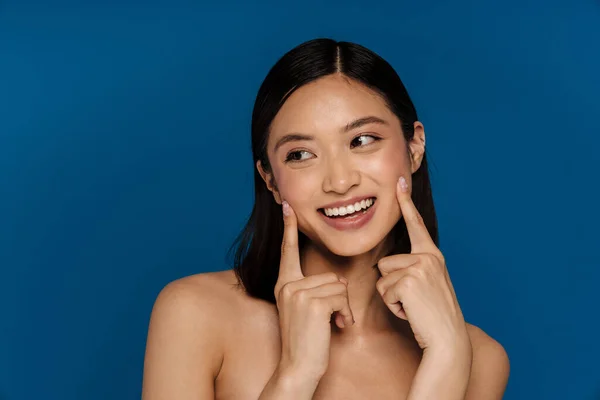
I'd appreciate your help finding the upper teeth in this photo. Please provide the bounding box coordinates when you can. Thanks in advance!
[324,198,374,217]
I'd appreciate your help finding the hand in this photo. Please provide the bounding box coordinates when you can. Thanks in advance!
[273,201,355,382]
[376,176,469,353]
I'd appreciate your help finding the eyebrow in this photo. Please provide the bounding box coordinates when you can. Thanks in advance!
[273,115,389,152]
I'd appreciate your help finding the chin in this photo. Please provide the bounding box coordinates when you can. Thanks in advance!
[327,237,386,257]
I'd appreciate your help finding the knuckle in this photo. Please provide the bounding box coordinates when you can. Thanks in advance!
[377,257,392,273]
[293,288,309,304]
[415,253,432,268]
[436,251,446,264]
[273,283,281,299]
[423,253,443,272]
[409,265,426,279]
[383,287,396,302]
[399,275,417,291]
[280,282,295,299]
[375,279,385,294]
[424,253,437,264]
[385,287,397,302]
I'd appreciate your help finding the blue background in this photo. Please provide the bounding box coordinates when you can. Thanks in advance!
[1,1,599,399]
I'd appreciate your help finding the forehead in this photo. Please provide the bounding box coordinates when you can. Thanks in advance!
[269,74,398,136]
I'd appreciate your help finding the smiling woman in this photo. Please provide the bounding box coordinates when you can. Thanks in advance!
[141,38,510,400]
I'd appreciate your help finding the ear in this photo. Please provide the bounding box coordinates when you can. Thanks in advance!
[408,121,426,174]
[256,160,283,204]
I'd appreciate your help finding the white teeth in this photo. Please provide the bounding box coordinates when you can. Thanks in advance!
[323,198,375,217]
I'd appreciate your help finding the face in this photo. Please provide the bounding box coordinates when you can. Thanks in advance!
[258,74,425,256]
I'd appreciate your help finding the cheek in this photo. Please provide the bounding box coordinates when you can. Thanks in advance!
[274,169,318,204]
[360,145,410,179]
[275,171,321,232]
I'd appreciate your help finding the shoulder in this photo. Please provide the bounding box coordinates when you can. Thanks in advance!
[142,269,247,398]
[148,269,246,339]
[464,323,510,399]
[149,268,277,336]
[155,269,244,308]
[466,323,510,369]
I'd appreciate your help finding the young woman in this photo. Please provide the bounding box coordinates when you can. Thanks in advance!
[142,38,510,399]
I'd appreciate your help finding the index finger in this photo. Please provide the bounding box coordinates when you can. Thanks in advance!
[277,201,304,286]
[397,176,436,254]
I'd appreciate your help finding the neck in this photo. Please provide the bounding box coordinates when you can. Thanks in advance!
[299,236,402,335]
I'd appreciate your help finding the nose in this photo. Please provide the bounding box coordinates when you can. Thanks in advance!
[322,154,361,194]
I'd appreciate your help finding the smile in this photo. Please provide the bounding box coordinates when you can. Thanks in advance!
[317,197,377,231]
[321,197,376,218]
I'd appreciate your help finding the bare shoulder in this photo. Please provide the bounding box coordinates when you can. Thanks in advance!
[148,269,251,344]
[466,322,510,367]
[150,269,245,330]
[142,269,248,399]
[464,323,510,400]
[160,269,245,306]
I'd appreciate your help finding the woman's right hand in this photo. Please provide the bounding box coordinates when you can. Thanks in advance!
[273,201,355,383]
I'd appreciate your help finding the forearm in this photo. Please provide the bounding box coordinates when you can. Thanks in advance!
[407,341,473,400]
[258,366,320,400]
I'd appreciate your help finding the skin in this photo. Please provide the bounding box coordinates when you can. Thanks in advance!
[142,74,510,399]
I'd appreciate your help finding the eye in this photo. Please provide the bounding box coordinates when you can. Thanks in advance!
[350,134,379,149]
[285,150,314,163]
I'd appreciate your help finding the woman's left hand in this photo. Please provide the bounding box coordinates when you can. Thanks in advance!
[376,176,470,353]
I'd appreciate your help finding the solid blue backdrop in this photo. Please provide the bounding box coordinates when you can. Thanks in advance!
[1,1,599,399]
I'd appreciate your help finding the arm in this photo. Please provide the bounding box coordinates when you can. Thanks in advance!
[142,278,224,400]
[407,335,473,400]
[407,325,510,400]
[258,366,321,400]
[464,325,510,400]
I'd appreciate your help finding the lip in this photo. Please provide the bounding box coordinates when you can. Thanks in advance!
[318,198,377,231]
[319,195,376,210]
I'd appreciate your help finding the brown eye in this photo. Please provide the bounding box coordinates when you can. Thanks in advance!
[285,150,314,163]
[350,135,379,149]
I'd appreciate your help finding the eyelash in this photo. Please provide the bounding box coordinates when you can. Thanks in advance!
[284,134,381,163]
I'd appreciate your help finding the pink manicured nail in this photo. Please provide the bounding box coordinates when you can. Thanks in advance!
[282,201,290,216]
[399,176,408,192]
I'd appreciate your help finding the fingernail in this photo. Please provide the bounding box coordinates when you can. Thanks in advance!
[340,277,348,285]
[282,201,290,216]
[398,176,408,193]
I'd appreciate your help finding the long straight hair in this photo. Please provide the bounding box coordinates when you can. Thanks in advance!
[228,38,438,304]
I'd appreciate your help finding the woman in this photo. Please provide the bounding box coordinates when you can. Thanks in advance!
[142,38,510,399]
